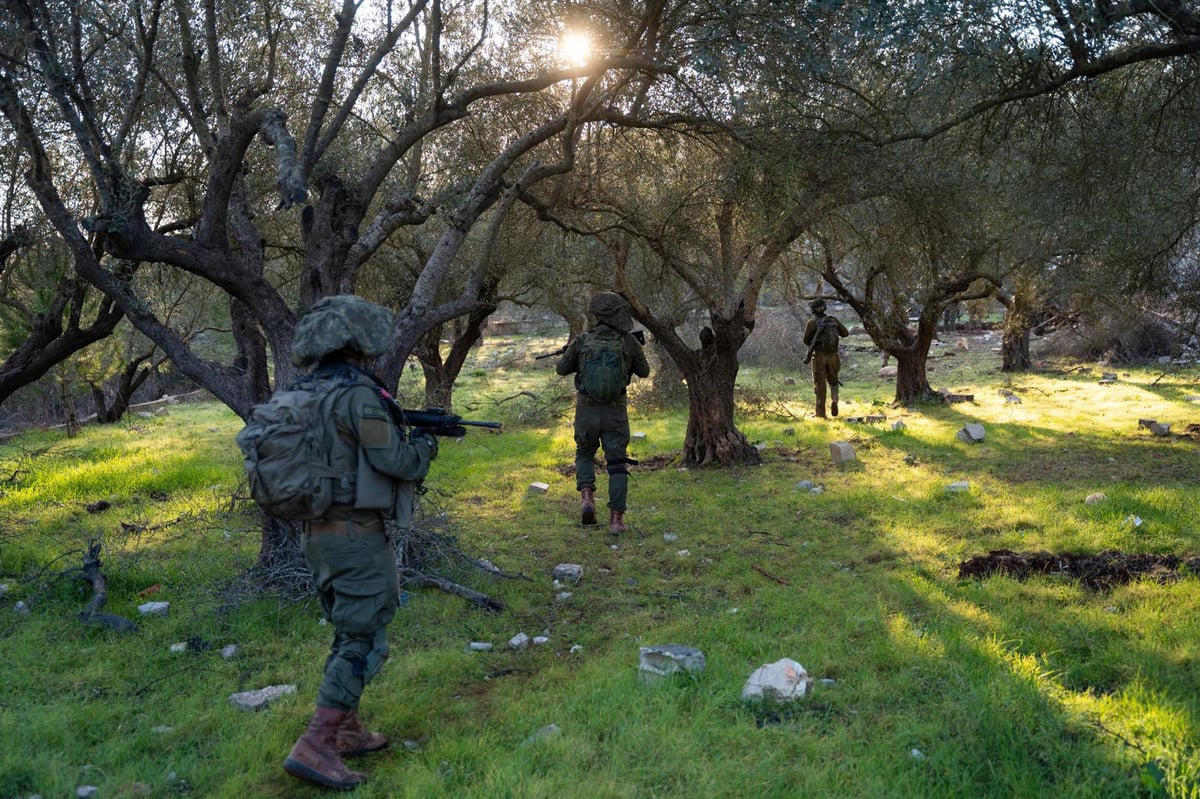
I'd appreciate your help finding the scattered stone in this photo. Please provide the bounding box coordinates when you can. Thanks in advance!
[468,642,493,652]
[632,432,647,442]
[522,723,562,746]
[1138,418,1157,429]
[903,453,917,465]
[1104,606,1118,614]
[794,480,814,491]
[1102,372,1118,381]
[810,486,825,494]
[14,601,30,615]
[527,482,550,494]
[940,391,975,403]
[1084,492,1106,505]
[741,658,812,703]
[138,601,170,616]
[663,533,679,542]
[76,786,100,798]
[845,415,886,424]
[552,563,583,583]
[891,420,906,432]
[169,642,187,653]
[639,645,706,683]
[152,725,174,734]
[556,592,573,601]
[1005,394,1022,404]
[879,365,898,378]
[956,423,985,443]
[0,583,8,598]
[229,684,296,711]
[910,749,925,760]
[783,377,796,385]
[1125,515,1143,528]
[570,645,583,654]
[947,481,970,492]
[819,678,837,687]
[829,441,856,465]
[533,636,550,646]
[402,739,421,751]
[677,549,690,557]
[509,632,530,650]
[220,644,238,659]
[954,337,969,351]
[1149,423,1171,436]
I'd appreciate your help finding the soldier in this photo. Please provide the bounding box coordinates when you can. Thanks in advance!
[802,298,850,418]
[281,296,438,791]
[556,293,650,535]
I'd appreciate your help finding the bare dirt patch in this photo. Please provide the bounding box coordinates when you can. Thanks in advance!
[957,549,1200,590]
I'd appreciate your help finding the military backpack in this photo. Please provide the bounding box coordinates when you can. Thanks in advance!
[579,327,629,402]
[235,380,352,520]
[813,316,841,355]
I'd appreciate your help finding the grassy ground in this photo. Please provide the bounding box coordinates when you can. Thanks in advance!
[1,330,1198,798]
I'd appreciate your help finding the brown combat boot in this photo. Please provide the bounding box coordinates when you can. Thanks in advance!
[830,399,839,417]
[283,706,368,790]
[335,710,388,758]
[580,486,597,526]
[609,509,627,536]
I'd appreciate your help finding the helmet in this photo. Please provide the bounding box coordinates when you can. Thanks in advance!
[809,299,827,315]
[291,295,394,366]
[588,292,634,332]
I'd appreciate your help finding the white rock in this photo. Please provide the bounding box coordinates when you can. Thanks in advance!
[76,786,100,798]
[138,601,170,616]
[569,644,582,654]
[741,658,812,703]
[533,636,550,645]
[1084,492,1105,505]
[220,645,238,659]
[663,533,679,542]
[468,642,493,652]
[552,563,584,583]
[947,481,970,492]
[527,481,550,494]
[509,632,530,650]
[169,642,187,653]
[639,645,706,682]
[229,684,296,711]
[556,591,573,601]
[829,441,856,465]
[14,600,30,615]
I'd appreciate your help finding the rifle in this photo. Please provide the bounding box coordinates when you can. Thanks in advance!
[363,375,500,438]
[534,329,646,360]
[395,407,502,438]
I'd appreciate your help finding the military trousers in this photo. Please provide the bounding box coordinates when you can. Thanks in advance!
[301,521,400,711]
[573,396,632,512]
[811,352,841,416]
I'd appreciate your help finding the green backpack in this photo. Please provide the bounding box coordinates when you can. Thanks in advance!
[235,382,350,520]
[579,327,629,402]
[813,316,841,354]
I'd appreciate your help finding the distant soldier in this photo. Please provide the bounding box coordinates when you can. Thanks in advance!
[802,299,849,418]
[280,296,438,790]
[556,293,650,535]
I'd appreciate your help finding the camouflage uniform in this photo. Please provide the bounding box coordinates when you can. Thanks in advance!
[556,293,649,531]
[802,300,850,418]
[282,296,437,790]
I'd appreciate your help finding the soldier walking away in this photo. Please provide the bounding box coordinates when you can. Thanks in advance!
[802,299,850,418]
[556,293,650,535]
[279,296,438,790]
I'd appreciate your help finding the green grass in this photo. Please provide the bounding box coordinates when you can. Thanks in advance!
[1,336,1199,798]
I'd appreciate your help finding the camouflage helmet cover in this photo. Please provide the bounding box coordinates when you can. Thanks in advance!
[291,295,394,366]
[809,298,827,315]
[588,292,634,333]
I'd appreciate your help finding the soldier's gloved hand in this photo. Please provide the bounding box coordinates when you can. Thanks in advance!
[414,431,439,460]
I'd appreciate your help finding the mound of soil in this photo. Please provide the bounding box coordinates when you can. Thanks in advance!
[957,549,1200,590]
